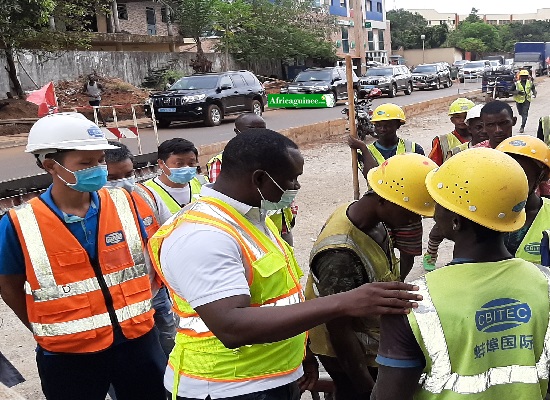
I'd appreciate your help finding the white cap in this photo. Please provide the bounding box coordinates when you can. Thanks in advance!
[26,113,118,155]
[465,104,483,125]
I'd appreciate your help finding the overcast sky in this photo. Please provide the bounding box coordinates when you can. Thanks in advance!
[389,0,549,15]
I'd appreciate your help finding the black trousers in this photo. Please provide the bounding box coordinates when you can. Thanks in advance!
[318,355,377,400]
[36,328,167,400]
[167,381,300,400]
[516,101,531,128]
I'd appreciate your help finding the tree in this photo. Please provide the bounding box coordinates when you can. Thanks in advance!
[463,8,482,24]
[498,21,550,52]
[387,9,428,50]
[211,0,337,66]
[447,21,499,55]
[172,0,216,72]
[0,0,110,97]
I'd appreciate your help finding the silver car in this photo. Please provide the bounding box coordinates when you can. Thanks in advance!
[459,60,492,82]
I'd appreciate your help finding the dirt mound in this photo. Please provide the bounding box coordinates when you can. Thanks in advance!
[56,76,150,120]
[0,99,38,120]
[263,80,287,95]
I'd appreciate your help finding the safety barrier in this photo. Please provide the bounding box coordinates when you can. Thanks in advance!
[70,104,160,154]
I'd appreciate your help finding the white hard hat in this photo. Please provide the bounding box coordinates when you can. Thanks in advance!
[465,104,483,125]
[26,113,118,155]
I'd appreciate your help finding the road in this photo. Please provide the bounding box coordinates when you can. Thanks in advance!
[0,82,480,181]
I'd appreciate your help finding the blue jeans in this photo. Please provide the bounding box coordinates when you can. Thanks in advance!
[153,286,177,356]
[167,382,300,400]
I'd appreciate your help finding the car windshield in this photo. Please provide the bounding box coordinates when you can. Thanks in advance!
[413,65,437,73]
[294,70,332,82]
[365,68,393,76]
[490,61,500,66]
[454,60,467,66]
[170,76,219,90]
[465,62,485,68]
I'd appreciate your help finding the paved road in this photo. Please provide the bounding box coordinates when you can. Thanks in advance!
[0,82,480,181]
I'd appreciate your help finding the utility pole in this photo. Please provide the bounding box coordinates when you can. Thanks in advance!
[350,0,366,75]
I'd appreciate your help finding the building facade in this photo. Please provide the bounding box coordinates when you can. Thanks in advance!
[324,0,391,73]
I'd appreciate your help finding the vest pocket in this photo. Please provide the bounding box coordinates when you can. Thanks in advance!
[101,245,134,271]
[118,277,153,323]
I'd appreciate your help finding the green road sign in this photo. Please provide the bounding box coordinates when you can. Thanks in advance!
[267,94,335,109]
[364,21,371,28]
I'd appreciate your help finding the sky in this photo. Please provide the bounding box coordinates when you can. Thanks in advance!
[390,0,549,15]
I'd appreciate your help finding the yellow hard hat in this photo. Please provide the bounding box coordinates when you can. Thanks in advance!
[367,153,438,217]
[425,148,528,232]
[496,135,550,171]
[519,69,530,76]
[371,103,406,123]
[448,98,475,115]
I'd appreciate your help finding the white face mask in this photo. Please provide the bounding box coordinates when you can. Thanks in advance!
[257,171,299,211]
[104,176,137,192]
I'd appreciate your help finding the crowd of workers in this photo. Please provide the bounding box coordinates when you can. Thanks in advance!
[0,70,550,400]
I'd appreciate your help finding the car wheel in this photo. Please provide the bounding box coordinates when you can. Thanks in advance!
[443,78,450,88]
[332,90,339,103]
[436,79,442,89]
[404,82,413,95]
[251,99,262,116]
[449,79,453,87]
[388,84,397,98]
[157,119,171,129]
[204,104,222,126]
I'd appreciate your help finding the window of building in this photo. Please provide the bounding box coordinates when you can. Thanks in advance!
[366,0,372,12]
[161,7,171,23]
[378,30,384,51]
[487,20,497,25]
[376,2,382,13]
[341,27,349,53]
[117,4,128,20]
[340,0,346,7]
[368,30,374,51]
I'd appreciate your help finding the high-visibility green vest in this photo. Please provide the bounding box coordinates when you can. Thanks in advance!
[144,177,204,214]
[408,258,550,399]
[541,116,550,146]
[515,198,550,264]
[305,202,399,363]
[148,196,306,397]
[438,132,465,164]
[514,80,533,104]
[366,138,416,165]
[268,207,295,235]
[449,141,471,157]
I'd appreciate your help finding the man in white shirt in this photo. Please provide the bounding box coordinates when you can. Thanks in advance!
[148,129,423,400]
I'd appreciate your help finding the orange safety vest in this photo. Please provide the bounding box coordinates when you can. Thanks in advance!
[9,188,155,354]
[132,183,161,238]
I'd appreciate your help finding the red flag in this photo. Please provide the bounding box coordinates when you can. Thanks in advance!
[27,82,58,117]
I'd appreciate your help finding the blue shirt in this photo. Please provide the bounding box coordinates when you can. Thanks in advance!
[0,186,147,275]
[372,141,425,159]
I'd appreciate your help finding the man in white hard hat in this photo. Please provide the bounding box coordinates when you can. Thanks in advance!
[0,113,166,400]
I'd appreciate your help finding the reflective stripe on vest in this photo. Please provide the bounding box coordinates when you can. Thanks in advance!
[514,80,533,104]
[439,133,464,164]
[516,198,550,264]
[367,139,416,165]
[12,188,152,347]
[134,183,159,220]
[410,265,550,395]
[542,116,550,146]
[144,177,203,214]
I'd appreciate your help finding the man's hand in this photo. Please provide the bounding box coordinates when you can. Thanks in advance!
[340,281,421,318]
[297,347,319,392]
[347,135,367,151]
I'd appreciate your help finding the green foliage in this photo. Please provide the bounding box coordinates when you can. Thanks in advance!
[463,8,482,24]
[447,21,498,56]
[498,21,550,52]
[209,0,338,64]
[387,8,448,50]
[141,66,185,90]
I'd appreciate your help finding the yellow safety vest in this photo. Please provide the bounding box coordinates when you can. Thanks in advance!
[304,202,399,363]
[144,177,204,214]
[515,198,550,264]
[438,133,464,164]
[366,138,416,165]
[449,141,471,157]
[148,196,306,397]
[541,116,550,146]
[514,80,533,104]
[408,259,550,399]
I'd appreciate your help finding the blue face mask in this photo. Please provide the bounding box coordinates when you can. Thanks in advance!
[57,162,108,193]
[257,172,298,211]
[167,166,197,184]
[104,176,137,192]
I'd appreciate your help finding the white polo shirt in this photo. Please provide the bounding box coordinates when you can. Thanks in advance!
[160,185,303,398]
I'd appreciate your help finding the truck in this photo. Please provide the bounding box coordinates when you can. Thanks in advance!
[513,42,550,76]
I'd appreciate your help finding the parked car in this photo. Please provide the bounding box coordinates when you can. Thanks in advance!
[453,60,468,70]
[144,70,267,128]
[358,65,413,98]
[489,60,502,71]
[411,63,453,90]
[280,67,359,102]
[459,60,492,82]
